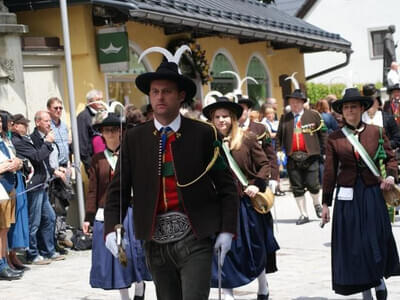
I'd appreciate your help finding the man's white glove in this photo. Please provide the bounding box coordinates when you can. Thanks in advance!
[269,180,278,194]
[214,232,233,266]
[105,232,119,258]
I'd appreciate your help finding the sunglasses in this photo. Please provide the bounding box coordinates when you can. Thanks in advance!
[53,106,63,111]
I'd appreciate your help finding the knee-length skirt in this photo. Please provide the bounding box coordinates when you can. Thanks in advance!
[210,196,279,288]
[90,207,151,290]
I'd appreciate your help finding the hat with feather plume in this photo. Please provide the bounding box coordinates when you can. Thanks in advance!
[284,72,307,102]
[202,90,243,120]
[135,45,197,103]
[220,70,258,108]
[92,100,126,130]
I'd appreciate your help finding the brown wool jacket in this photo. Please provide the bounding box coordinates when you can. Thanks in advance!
[322,124,398,206]
[276,109,327,157]
[85,152,113,225]
[104,116,239,240]
[231,132,270,191]
[247,121,279,180]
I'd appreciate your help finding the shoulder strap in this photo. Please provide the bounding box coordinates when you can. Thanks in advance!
[341,126,381,178]
[221,142,248,187]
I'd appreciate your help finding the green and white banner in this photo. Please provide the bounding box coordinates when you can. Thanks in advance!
[96,26,129,73]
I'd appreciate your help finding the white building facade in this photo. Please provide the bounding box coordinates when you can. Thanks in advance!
[303,0,400,84]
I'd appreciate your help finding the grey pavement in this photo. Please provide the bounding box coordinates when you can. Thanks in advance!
[1,178,400,300]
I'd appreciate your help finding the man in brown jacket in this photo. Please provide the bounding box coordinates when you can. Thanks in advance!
[104,46,239,300]
[276,89,327,225]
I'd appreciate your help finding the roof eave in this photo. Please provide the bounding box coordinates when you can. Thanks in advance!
[128,8,352,54]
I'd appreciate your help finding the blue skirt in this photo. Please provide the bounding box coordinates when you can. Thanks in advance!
[210,196,279,288]
[332,178,400,295]
[90,207,151,290]
[8,172,29,249]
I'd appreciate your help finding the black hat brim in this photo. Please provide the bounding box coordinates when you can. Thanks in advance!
[331,96,373,114]
[388,86,400,93]
[238,99,254,108]
[135,72,196,103]
[202,102,243,120]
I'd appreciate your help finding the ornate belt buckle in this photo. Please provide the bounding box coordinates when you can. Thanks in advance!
[152,211,191,244]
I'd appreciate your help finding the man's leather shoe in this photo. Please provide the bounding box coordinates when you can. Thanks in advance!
[314,204,323,218]
[257,294,269,300]
[296,215,310,225]
[376,289,387,300]
[0,267,22,280]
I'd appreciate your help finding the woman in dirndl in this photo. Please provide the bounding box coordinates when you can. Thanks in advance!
[203,96,279,300]
[321,88,400,300]
[82,110,151,300]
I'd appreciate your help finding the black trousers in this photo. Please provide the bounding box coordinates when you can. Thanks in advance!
[287,157,320,197]
[144,233,214,300]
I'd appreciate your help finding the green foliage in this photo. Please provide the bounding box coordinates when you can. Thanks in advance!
[306,83,345,104]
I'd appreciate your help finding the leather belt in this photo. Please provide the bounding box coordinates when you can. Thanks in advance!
[152,211,191,244]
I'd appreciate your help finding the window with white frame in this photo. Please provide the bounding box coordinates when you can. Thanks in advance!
[368,28,386,59]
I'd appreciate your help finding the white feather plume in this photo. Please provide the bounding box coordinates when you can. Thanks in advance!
[204,91,223,107]
[240,76,258,88]
[138,45,192,74]
[224,92,238,103]
[285,72,300,90]
[221,71,241,94]
[221,71,258,95]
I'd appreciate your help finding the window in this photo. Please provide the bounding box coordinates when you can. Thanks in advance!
[106,47,149,108]
[369,28,386,59]
[210,53,236,94]
[246,56,270,108]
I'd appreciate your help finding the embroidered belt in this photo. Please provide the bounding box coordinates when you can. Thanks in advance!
[152,211,191,244]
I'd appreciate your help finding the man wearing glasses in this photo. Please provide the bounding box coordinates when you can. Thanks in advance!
[47,97,70,168]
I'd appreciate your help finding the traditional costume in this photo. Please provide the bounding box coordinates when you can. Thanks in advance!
[324,88,400,299]
[203,96,279,300]
[276,75,327,225]
[85,112,151,292]
[104,46,239,300]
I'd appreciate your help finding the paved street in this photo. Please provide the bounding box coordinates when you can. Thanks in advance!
[1,179,400,300]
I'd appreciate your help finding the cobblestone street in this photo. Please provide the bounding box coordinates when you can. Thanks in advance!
[1,180,400,300]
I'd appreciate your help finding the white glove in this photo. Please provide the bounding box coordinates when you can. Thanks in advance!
[214,232,233,266]
[269,180,278,194]
[105,232,119,258]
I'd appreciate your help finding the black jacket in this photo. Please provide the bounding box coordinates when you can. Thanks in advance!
[11,129,54,191]
[105,116,239,240]
[77,106,96,170]
[382,111,400,150]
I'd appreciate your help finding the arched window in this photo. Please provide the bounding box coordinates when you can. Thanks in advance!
[106,46,149,108]
[210,53,236,94]
[246,56,270,107]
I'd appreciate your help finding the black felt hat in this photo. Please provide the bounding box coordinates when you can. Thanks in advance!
[285,89,307,102]
[331,88,373,114]
[237,95,255,108]
[388,83,400,93]
[93,112,124,130]
[202,97,243,120]
[362,83,381,105]
[135,61,196,104]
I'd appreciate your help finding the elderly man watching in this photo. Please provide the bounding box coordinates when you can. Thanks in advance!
[77,89,104,175]
[11,111,65,264]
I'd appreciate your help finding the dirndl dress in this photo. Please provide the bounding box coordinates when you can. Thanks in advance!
[90,207,151,289]
[332,177,400,295]
[8,172,29,249]
[210,196,279,288]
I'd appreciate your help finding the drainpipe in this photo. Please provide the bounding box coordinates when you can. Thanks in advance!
[59,0,86,227]
[306,52,352,81]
